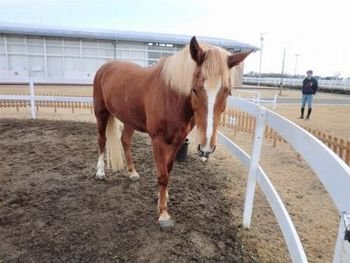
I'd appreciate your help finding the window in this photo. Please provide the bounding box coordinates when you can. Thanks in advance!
[147,42,177,66]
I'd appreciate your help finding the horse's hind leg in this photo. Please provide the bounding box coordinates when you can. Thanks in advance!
[95,109,110,179]
[121,124,140,181]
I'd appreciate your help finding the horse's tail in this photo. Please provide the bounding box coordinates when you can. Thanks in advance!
[105,117,126,171]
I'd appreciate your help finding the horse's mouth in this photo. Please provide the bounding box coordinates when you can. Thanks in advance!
[197,144,216,162]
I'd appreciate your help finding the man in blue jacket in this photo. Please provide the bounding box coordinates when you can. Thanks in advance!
[299,70,318,120]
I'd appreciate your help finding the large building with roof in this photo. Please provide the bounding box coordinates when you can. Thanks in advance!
[0,23,256,85]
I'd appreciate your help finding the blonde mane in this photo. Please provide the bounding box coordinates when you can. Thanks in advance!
[161,43,236,95]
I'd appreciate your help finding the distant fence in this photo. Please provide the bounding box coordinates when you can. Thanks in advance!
[0,81,93,118]
[0,98,93,114]
[243,77,350,93]
[236,89,278,109]
[220,109,350,165]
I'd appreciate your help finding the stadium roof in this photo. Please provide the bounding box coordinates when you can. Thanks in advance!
[0,22,257,52]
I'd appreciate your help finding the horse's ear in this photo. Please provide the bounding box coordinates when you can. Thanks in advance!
[190,36,205,65]
[227,50,253,69]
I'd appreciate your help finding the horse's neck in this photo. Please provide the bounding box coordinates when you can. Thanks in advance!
[147,69,193,120]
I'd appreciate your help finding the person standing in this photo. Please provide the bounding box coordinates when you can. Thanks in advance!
[299,70,318,120]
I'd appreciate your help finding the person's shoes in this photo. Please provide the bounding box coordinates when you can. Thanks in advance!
[298,116,304,119]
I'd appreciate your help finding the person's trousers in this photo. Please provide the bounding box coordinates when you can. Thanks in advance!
[301,94,314,108]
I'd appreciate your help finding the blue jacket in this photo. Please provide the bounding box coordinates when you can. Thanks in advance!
[302,77,318,95]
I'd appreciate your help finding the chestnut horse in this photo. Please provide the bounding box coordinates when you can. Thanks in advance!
[93,36,252,228]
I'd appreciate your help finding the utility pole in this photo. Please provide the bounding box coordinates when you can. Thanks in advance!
[279,48,286,95]
[258,33,267,87]
[294,54,300,76]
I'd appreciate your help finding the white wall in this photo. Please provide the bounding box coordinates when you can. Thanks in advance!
[0,33,243,85]
[116,41,147,67]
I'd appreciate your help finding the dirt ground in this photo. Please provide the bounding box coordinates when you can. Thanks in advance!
[273,105,350,140]
[0,119,263,263]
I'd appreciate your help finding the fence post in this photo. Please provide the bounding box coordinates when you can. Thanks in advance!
[273,131,277,148]
[29,80,36,119]
[273,93,277,110]
[256,92,261,104]
[222,110,226,127]
[233,111,238,136]
[334,137,339,155]
[243,107,266,228]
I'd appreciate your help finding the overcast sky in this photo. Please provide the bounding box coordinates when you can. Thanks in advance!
[0,0,349,77]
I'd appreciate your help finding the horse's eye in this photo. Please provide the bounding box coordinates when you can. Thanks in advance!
[192,88,197,95]
[228,90,232,96]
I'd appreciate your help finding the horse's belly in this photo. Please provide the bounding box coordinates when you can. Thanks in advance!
[110,104,148,133]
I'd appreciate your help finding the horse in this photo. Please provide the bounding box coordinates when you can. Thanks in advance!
[93,36,252,228]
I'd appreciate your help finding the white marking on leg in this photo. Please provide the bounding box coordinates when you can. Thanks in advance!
[96,154,105,179]
[158,189,169,212]
[202,80,221,153]
[158,211,171,222]
[129,168,140,181]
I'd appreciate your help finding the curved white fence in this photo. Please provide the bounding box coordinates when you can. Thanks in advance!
[218,97,350,262]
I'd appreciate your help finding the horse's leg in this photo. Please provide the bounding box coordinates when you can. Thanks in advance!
[163,142,183,203]
[152,137,174,228]
[121,124,140,181]
[95,109,110,179]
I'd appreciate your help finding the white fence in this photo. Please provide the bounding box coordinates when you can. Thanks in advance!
[244,77,350,90]
[1,83,350,262]
[0,80,92,119]
[219,96,350,262]
[236,89,278,109]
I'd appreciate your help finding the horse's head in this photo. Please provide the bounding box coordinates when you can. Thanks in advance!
[189,36,252,161]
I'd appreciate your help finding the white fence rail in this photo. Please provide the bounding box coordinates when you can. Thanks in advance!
[1,82,350,262]
[243,77,350,90]
[0,80,93,119]
[218,96,350,262]
[0,78,93,85]
[236,89,278,109]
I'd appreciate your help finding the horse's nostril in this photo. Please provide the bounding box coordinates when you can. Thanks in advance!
[197,144,216,158]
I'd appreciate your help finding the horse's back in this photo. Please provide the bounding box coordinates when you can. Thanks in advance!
[93,60,154,131]
[94,61,140,101]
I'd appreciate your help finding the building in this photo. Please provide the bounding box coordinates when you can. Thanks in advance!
[0,23,256,85]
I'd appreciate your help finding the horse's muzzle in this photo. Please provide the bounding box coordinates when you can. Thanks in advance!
[197,144,216,162]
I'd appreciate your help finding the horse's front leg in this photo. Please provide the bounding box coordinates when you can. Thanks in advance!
[151,137,174,229]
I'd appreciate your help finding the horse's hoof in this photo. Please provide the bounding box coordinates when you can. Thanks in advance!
[159,219,174,231]
[129,171,140,181]
[96,168,105,180]
[95,174,106,180]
